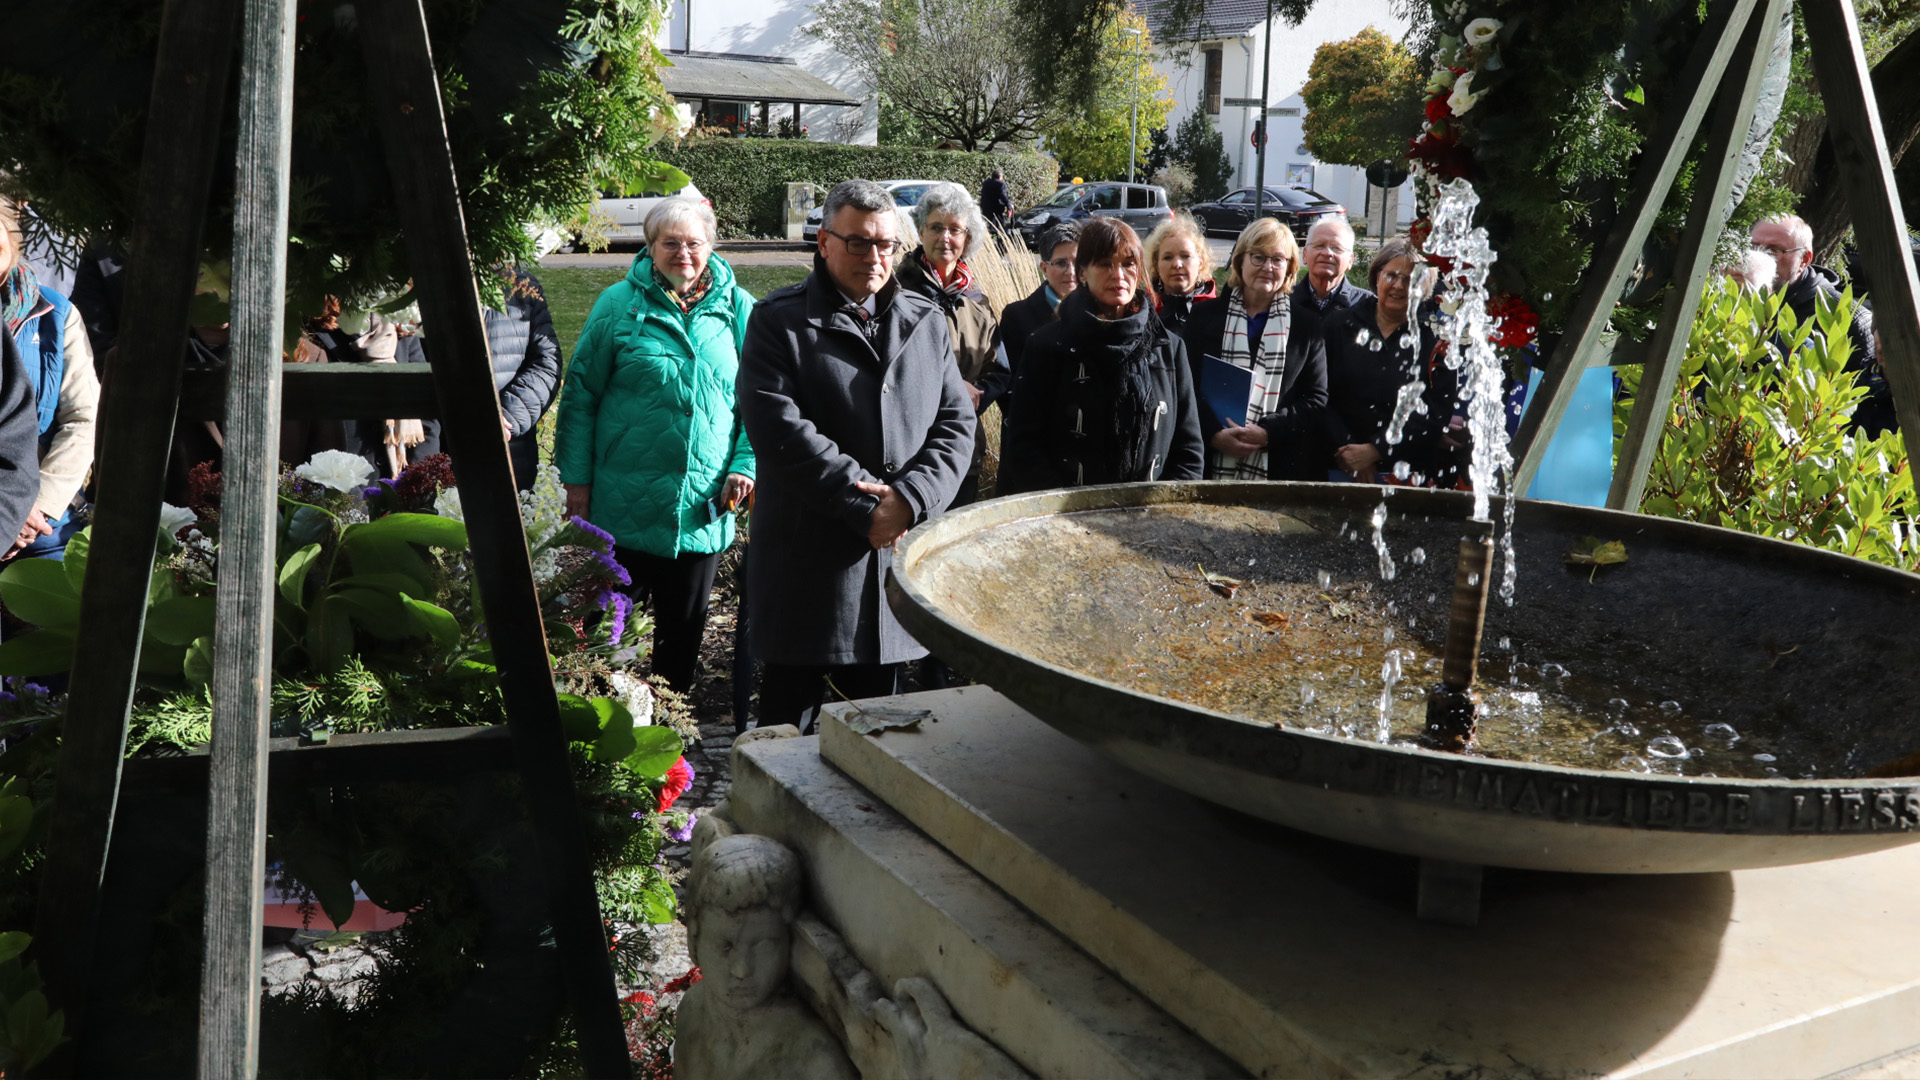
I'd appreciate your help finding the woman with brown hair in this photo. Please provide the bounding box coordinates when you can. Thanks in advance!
[998,217,1203,494]
[1179,217,1327,481]
[1143,212,1216,334]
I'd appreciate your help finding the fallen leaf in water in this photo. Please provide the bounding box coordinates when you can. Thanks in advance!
[1327,601,1356,619]
[1247,610,1291,629]
[1197,562,1244,599]
[1565,536,1628,582]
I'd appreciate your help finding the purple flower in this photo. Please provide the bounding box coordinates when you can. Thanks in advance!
[570,515,616,550]
[600,590,632,643]
[667,815,696,842]
[594,547,632,587]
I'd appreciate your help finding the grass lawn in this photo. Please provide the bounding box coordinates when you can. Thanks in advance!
[536,263,813,359]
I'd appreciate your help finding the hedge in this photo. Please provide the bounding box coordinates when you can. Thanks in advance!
[658,141,1059,238]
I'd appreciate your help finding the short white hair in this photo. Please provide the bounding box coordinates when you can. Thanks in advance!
[1305,216,1355,249]
[912,182,988,260]
[1756,212,1813,252]
[644,196,717,247]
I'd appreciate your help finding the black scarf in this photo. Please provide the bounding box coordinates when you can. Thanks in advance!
[1062,288,1162,481]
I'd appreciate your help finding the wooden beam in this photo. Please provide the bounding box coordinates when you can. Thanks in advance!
[1509,0,1759,495]
[1609,0,1789,511]
[178,363,443,421]
[32,0,245,1060]
[121,725,518,791]
[1802,0,1920,470]
[197,0,297,1071]
[356,0,630,1072]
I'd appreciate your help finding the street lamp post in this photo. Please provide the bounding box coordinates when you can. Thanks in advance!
[1253,0,1273,225]
[1125,27,1143,184]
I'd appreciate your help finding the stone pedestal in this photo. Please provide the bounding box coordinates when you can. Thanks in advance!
[732,688,1920,1079]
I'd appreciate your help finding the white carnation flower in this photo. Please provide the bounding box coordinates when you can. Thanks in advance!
[158,502,198,538]
[295,449,376,493]
[1463,18,1502,47]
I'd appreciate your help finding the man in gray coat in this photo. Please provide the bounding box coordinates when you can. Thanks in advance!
[739,179,975,730]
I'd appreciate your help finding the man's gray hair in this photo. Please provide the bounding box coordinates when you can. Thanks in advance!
[912,181,987,259]
[1759,212,1814,252]
[644,196,718,247]
[1305,216,1355,249]
[822,178,897,232]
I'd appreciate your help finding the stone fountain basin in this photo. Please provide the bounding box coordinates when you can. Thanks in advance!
[887,482,1920,874]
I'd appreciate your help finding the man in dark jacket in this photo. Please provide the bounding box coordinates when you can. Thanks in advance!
[487,267,563,489]
[1291,218,1372,345]
[1753,214,1889,434]
[738,179,975,730]
[998,221,1081,393]
[980,169,1011,232]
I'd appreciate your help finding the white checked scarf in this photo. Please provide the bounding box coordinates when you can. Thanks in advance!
[1210,287,1292,479]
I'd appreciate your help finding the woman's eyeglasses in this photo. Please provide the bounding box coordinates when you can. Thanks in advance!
[1046,258,1076,272]
[656,239,708,255]
[824,229,902,256]
[1245,252,1289,269]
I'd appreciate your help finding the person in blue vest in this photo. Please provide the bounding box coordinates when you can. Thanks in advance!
[0,199,99,561]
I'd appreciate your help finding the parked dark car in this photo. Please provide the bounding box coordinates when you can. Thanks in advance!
[1189,187,1346,242]
[1014,182,1173,245]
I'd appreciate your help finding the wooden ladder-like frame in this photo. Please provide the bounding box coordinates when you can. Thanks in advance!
[28,0,630,1074]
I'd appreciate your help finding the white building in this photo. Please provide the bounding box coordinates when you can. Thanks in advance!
[659,0,879,144]
[1137,0,1415,232]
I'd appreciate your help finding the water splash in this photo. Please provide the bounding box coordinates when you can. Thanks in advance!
[1377,649,1404,741]
[1370,502,1396,581]
[1424,177,1518,602]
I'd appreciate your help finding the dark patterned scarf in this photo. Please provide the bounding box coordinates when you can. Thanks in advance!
[653,266,713,313]
[1,264,43,336]
[915,251,973,301]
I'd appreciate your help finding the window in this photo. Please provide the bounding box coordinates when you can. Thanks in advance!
[1087,185,1122,210]
[1204,48,1223,115]
[1220,190,1250,205]
[889,184,932,206]
[1125,187,1154,210]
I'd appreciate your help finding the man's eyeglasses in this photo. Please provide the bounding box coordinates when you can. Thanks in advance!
[656,239,707,255]
[1754,243,1806,258]
[824,229,902,256]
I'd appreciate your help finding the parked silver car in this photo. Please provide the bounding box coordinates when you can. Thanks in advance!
[576,180,709,248]
[801,180,933,243]
[1013,182,1173,245]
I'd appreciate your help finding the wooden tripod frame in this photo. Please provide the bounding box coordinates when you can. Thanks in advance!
[28,0,630,1074]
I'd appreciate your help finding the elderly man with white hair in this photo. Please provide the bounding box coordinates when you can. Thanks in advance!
[556,195,758,694]
[1291,216,1374,346]
[894,181,1009,508]
[1751,212,1890,434]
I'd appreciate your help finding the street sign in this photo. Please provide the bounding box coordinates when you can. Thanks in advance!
[1221,96,1263,108]
[1366,158,1412,188]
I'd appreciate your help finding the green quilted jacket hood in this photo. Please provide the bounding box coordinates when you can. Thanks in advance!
[554,252,756,557]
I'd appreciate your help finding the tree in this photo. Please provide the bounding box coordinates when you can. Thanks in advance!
[1172,111,1234,202]
[1299,26,1425,167]
[808,0,1050,150]
[1789,4,1920,260]
[1039,11,1174,180]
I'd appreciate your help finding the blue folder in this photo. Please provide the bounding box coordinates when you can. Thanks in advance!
[1199,353,1253,428]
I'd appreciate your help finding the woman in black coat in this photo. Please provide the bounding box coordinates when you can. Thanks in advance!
[1320,236,1466,486]
[1179,217,1328,481]
[999,217,1204,494]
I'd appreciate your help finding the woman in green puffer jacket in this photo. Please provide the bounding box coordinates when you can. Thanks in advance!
[555,197,756,693]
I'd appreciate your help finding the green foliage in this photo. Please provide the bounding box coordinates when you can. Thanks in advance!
[1301,26,1425,167]
[1039,10,1174,181]
[1013,0,1311,104]
[1619,280,1918,570]
[1171,111,1235,203]
[0,0,677,317]
[659,140,1058,237]
[810,0,1048,150]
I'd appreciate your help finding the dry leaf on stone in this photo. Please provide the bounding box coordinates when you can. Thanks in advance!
[839,705,933,736]
[1247,610,1291,629]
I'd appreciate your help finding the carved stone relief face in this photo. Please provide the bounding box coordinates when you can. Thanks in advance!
[697,904,793,1012]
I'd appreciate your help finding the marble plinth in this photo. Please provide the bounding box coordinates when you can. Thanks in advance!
[728,735,1246,1079]
[814,688,1920,1080]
